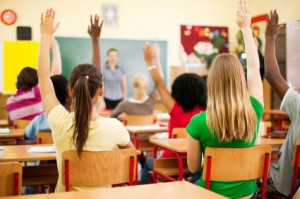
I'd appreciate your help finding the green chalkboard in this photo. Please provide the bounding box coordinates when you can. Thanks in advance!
[55,37,168,97]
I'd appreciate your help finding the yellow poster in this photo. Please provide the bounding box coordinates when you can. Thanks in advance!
[3,41,39,94]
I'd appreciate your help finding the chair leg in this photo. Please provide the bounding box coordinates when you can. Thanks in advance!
[65,159,70,192]
[13,172,19,196]
[205,156,212,190]
[261,153,271,199]
[291,146,300,197]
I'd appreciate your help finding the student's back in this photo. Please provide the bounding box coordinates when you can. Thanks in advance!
[38,11,133,192]
[186,1,264,198]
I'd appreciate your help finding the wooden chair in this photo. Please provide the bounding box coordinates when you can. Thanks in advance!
[123,114,156,126]
[203,146,272,199]
[13,119,31,129]
[36,131,53,144]
[62,149,138,191]
[0,162,22,196]
[290,138,300,197]
[172,128,187,139]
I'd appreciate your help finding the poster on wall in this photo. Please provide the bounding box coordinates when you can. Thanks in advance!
[251,14,268,54]
[181,25,229,67]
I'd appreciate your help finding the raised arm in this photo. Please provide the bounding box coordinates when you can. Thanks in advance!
[38,8,60,116]
[152,43,164,79]
[236,0,263,105]
[88,15,103,71]
[49,36,62,76]
[179,44,189,73]
[264,10,289,100]
[143,43,175,112]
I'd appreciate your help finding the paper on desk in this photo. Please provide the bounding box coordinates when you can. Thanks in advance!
[126,124,167,131]
[28,146,56,153]
[156,113,170,120]
[0,147,5,158]
[155,132,168,139]
[0,128,11,134]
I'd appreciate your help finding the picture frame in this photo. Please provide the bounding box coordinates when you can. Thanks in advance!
[102,4,118,27]
[251,14,268,53]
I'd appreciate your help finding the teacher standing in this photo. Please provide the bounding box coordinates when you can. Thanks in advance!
[102,48,127,109]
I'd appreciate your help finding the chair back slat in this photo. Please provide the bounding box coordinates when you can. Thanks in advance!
[0,162,22,196]
[62,149,137,187]
[202,146,272,181]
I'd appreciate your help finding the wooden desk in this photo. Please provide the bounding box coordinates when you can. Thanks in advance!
[0,129,24,139]
[150,138,187,182]
[0,144,56,162]
[0,119,9,127]
[263,109,289,130]
[7,181,227,199]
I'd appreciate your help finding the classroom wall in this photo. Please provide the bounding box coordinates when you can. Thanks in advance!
[0,0,239,68]
[0,0,299,74]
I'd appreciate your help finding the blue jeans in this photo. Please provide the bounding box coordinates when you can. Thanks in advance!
[139,158,154,184]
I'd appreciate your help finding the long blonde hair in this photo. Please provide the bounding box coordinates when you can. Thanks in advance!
[207,54,257,143]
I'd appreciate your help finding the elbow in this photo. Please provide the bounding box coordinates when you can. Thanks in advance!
[187,159,201,173]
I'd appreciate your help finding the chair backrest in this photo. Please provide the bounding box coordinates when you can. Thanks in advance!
[36,131,53,144]
[172,128,187,139]
[291,138,300,196]
[123,114,155,126]
[13,119,31,129]
[0,162,22,196]
[202,146,271,198]
[62,149,137,191]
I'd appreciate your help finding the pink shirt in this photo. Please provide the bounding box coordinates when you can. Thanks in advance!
[162,103,204,158]
[6,85,43,122]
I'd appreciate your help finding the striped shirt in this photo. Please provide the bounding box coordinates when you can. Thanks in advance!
[6,85,43,122]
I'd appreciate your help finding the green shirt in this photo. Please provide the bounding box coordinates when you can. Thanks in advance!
[186,97,263,199]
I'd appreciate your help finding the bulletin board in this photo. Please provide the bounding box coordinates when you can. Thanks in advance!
[2,41,39,94]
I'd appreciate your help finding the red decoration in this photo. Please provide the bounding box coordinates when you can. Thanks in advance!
[1,9,17,25]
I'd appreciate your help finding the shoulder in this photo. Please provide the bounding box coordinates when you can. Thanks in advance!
[186,112,207,140]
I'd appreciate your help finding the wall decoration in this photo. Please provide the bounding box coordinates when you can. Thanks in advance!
[181,25,229,67]
[102,4,118,27]
[1,9,17,25]
[251,14,268,53]
[235,14,268,67]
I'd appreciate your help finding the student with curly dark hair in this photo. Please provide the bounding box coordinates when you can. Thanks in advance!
[139,43,207,184]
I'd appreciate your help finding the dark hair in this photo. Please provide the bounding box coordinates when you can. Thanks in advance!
[106,48,118,56]
[50,75,68,105]
[69,64,103,156]
[105,48,118,65]
[16,67,38,90]
[171,73,207,112]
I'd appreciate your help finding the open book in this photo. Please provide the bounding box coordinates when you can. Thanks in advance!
[28,146,56,153]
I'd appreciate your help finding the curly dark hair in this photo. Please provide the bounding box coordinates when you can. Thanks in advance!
[171,73,207,112]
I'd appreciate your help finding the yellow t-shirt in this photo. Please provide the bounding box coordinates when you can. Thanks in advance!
[48,105,130,192]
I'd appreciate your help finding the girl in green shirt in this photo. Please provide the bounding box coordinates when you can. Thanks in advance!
[186,0,264,198]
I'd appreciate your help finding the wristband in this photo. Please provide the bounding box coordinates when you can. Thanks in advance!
[148,65,157,71]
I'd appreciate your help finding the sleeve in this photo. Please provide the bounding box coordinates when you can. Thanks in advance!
[280,88,300,122]
[114,119,130,146]
[186,114,201,140]
[148,90,159,102]
[25,116,40,140]
[250,96,264,121]
[48,104,71,136]
[110,101,126,118]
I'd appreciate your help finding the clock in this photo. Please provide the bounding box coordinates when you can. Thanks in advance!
[1,9,17,25]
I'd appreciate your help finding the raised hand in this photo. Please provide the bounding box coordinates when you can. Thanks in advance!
[88,15,103,39]
[143,43,154,66]
[265,10,283,40]
[236,0,251,30]
[152,43,160,61]
[40,8,60,36]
